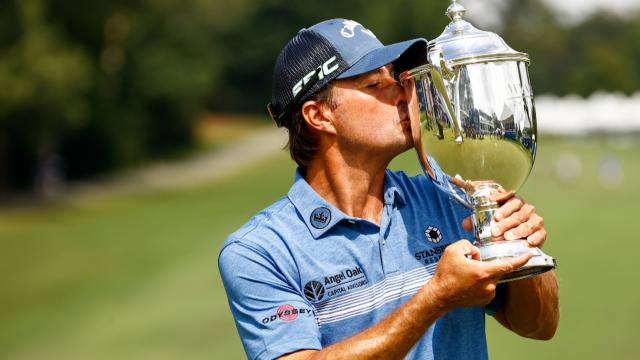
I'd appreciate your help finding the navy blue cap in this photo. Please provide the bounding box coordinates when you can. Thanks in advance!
[268,19,427,126]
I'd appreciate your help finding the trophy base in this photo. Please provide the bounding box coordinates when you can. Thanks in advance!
[476,240,556,283]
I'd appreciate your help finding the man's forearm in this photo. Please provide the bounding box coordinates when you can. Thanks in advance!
[495,271,559,340]
[280,241,533,360]
[306,281,447,360]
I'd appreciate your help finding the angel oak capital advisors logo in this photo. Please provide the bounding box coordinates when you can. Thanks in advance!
[304,280,325,302]
[304,266,368,303]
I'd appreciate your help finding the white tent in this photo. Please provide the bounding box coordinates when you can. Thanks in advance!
[536,92,640,135]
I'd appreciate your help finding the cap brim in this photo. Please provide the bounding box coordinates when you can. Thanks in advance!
[336,38,428,79]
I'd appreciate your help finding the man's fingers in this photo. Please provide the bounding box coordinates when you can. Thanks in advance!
[526,228,547,248]
[503,212,543,240]
[466,244,482,261]
[492,203,536,237]
[493,196,525,221]
[448,240,481,260]
[489,189,515,203]
[483,252,533,278]
[502,252,534,272]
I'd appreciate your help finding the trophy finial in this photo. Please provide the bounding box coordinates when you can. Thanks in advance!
[446,0,466,21]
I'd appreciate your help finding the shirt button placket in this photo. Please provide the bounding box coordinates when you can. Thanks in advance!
[379,204,399,275]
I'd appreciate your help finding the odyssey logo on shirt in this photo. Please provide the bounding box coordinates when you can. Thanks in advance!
[261,304,314,324]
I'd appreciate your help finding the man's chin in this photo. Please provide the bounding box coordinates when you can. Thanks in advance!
[403,133,414,150]
[388,139,414,159]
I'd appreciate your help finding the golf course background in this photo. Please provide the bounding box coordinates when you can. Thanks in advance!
[1,134,638,359]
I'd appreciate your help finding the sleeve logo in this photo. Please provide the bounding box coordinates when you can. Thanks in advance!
[261,304,313,324]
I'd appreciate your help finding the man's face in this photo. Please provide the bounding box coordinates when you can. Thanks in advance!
[328,64,412,158]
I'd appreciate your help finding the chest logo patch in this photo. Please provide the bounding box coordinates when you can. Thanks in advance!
[304,266,368,303]
[304,280,325,302]
[310,207,331,229]
[424,225,443,243]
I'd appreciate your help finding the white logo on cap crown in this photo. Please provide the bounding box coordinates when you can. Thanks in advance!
[291,56,339,97]
[340,19,376,39]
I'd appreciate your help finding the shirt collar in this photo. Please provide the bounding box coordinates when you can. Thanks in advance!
[383,169,406,206]
[423,155,460,197]
[287,169,406,239]
[428,155,449,184]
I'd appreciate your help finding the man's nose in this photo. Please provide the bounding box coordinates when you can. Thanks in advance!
[389,79,407,106]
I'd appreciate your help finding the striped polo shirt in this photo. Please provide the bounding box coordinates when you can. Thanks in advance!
[219,161,493,360]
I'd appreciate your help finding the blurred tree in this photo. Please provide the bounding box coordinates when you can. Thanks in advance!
[0,0,92,191]
[0,0,639,193]
[56,0,255,178]
[214,0,452,112]
[498,0,570,95]
[566,12,638,95]
[498,0,640,97]
[1,0,255,189]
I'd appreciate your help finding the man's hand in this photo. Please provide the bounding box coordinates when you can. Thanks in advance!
[458,187,559,340]
[461,189,547,248]
[429,240,532,311]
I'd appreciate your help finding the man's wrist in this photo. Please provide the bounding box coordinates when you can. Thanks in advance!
[421,279,451,316]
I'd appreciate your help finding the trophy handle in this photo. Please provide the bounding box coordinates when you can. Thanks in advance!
[403,73,435,180]
[401,63,465,182]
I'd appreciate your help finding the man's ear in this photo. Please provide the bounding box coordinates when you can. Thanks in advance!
[301,100,336,135]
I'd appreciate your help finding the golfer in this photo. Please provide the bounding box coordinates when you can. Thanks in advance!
[219,18,559,360]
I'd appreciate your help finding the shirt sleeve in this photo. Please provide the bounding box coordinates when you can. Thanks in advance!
[219,240,322,360]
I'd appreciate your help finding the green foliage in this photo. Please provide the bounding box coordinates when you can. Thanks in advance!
[1,0,639,191]
[498,0,640,96]
[565,13,639,95]
[215,0,452,111]
[0,0,93,188]
[0,1,91,125]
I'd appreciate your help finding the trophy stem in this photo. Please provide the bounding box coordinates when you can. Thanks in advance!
[469,182,501,245]
[467,182,557,283]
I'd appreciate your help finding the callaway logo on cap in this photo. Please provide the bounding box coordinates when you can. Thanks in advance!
[268,18,427,126]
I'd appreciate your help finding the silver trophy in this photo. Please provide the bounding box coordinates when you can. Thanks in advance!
[400,0,556,282]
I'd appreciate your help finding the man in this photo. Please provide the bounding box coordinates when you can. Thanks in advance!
[219,18,559,360]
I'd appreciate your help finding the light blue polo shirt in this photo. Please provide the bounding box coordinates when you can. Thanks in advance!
[219,160,499,360]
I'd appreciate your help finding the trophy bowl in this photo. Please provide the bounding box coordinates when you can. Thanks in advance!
[400,0,556,282]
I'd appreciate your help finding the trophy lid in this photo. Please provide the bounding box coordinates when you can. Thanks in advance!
[431,1,528,64]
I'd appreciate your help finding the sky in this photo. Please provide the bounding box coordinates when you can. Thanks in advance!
[463,0,640,27]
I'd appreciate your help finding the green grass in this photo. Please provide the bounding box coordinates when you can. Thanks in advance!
[1,136,639,359]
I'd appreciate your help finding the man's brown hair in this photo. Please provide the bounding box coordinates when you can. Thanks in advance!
[283,84,336,168]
